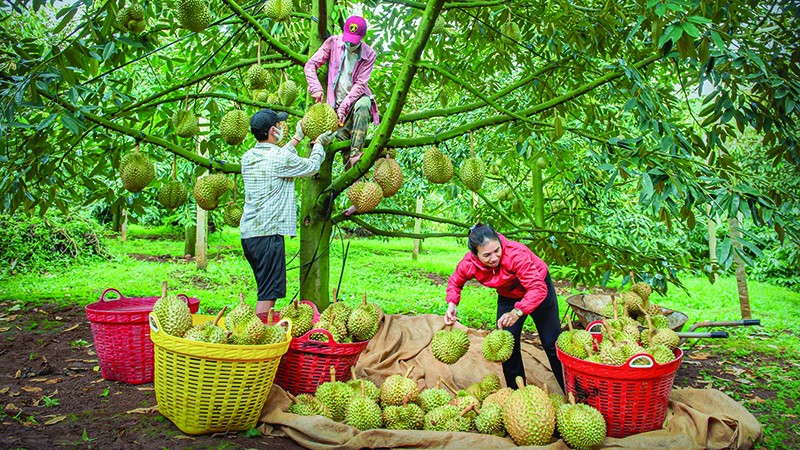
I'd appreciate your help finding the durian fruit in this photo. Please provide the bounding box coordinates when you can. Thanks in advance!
[423,404,460,431]
[172,109,199,138]
[219,109,249,145]
[482,329,514,362]
[639,307,679,350]
[556,320,593,359]
[423,146,454,184]
[183,306,229,343]
[600,301,627,319]
[251,89,269,103]
[346,292,381,342]
[621,290,644,317]
[246,65,271,90]
[482,387,513,409]
[264,0,292,22]
[550,392,567,413]
[631,281,653,301]
[556,392,606,450]
[225,293,256,333]
[649,314,670,330]
[431,16,447,34]
[380,366,420,406]
[465,382,485,402]
[417,378,452,412]
[441,404,476,432]
[119,145,155,193]
[175,0,211,33]
[223,202,243,227]
[345,367,380,404]
[287,392,332,419]
[278,79,299,106]
[459,157,486,192]
[117,3,148,33]
[503,376,556,446]
[597,323,627,366]
[346,181,383,213]
[279,299,315,337]
[382,394,425,430]
[372,157,403,197]
[344,380,383,430]
[315,367,353,422]
[431,325,470,364]
[193,174,221,210]
[309,310,348,343]
[158,181,188,210]
[267,92,280,104]
[151,281,193,337]
[474,402,505,437]
[301,102,339,141]
[207,172,230,198]
[479,373,503,397]
[647,344,675,365]
[230,314,267,345]
[259,308,288,345]
[451,394,480,421]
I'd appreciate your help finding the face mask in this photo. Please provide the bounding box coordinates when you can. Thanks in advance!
[272,125,284,142]
[345,41,360,50]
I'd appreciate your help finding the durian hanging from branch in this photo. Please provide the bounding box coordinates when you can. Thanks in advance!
[278,70,299,107]
[158,154,188,210]
[172,91,200,138]
[219,105,249,146]
[119,142,155,193]
[117,3,148,34]
[175,0,211,33]
[265,0,293,22]
[223,174,243,227]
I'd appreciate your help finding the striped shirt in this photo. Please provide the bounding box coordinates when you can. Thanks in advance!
[240,141,325,239]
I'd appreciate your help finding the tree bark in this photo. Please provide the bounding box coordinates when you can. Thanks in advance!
[111,203,121,233]
[707,204,718,282]
[195,116,209,270]
[184,225,197,257]
[412,197,424,260]
[729,213,751,319]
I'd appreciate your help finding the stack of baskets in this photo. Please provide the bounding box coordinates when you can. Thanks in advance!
[557,320,684,438]
[84,288,200,384]
[271,300,372,395]
[149,313,292,435]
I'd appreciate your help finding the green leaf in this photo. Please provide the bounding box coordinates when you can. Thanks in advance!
[54,7,77,34]
[682,22,700,38]
[686,15,712,25]
[710,30,726,51]
[102,42,116,62]
[717,238,732,265]
[60,113,81,135]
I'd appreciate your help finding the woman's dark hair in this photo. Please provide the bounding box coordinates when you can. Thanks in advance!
[467,223,500,254]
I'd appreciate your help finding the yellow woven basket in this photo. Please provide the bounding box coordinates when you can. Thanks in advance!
[149,313,292,435]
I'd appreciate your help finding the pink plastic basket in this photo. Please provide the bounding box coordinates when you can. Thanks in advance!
[85,288,200,384]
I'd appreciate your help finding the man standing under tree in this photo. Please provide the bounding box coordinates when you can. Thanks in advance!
[304,15,381,174]
[240,109,334,318]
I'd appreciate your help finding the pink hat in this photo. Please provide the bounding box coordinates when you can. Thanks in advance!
[343,16,367,44]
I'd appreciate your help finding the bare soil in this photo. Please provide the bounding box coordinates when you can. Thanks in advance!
[0,300,302,450]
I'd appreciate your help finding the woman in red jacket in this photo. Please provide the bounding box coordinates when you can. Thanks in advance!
[445,224,564,391]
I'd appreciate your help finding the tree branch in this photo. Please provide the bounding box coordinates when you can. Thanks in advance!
[220,0,308,66]
[342,216,466,239]
[39,88,241,173]
[382,0,506,9]
[331,208,471,228]
[135,92,304,118]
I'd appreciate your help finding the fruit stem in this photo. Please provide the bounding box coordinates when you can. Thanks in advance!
[459,403,474,417]
[514,376,526,390]
[213,305,227,326]
[239,292,245,305]
[350,366,358,381]
[332,288,338,304]
[567,391,576,405]
[161,280,168,298]
[403,365,415,379]
[171,154,177,180]
[267,307,274,326]
[287,392,297,403]
[601,320,618,346]
[440,378,458,395]
[257,39,261,66]
[611,294,618,320]
[566,316,574,332]
[329,366,336,383]
[362,292,367,306]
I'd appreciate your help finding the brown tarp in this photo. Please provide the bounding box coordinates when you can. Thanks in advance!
[259,314,762,449]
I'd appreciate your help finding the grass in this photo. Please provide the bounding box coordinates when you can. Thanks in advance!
[2,224,799,449]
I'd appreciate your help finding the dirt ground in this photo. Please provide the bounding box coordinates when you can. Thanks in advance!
[0,300,785,450]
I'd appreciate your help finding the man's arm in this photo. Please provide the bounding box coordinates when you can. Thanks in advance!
[279,143,326,178]
[336,51,376,117]
[304,37,333,97]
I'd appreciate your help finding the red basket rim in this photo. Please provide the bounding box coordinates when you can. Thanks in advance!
[286,327,370,353]
[557,345,683,379]
[85,288,199,316]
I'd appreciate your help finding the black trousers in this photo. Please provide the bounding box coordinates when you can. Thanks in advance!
[241,235,286,301]
[497,272,564,392]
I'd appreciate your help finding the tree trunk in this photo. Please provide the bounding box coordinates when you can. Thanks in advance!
[707,204,718,281]
[184,225,197,257]
[299,154,333,309]
[412,196,423,260]
[111,203,121,232]
[729,213,752,319]
[531,159,545,228]
[120,207,127,243]
[195,116,209,270]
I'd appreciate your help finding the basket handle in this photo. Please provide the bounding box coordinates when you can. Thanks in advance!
[148,313,161,334]
[587,320,603,335]
[275,317,293,339]
[627,353,655,368]
[176,294,190,304]
[303,327,334,342]
[99,288,124,302]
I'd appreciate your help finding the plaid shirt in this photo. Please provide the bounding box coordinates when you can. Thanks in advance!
[240,141,325,239]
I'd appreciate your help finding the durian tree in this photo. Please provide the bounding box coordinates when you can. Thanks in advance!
[1,0,799,309]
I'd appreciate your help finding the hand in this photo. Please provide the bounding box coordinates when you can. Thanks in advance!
[444,303,458,326]
[315,130,335,146]
[292,121,304,141]
[497,312,519,329]
[311,91,324,103]
[337,110,346,124]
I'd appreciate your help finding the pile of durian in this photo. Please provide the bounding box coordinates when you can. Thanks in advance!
[151,287,287,346]
[299,290,381,343]
[559,281,680,366]
[289,367,607,449]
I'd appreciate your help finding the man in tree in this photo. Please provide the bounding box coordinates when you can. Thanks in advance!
[304,15,381,172]
[240,109,334,318]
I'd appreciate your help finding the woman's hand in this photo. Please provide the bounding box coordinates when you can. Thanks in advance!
[444,303,458,325]
[497,311,519,329]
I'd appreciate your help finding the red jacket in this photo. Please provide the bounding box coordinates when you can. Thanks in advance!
[445,234,549,315]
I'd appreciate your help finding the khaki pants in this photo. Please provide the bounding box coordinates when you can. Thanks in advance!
[336,95,372,166]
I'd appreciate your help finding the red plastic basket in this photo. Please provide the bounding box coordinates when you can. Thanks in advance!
[273,328,369,395]
[85,288,200,384]
[557,320,683,438]
[264,300,322,325]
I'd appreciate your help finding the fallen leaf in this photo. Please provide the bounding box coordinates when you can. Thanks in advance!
[31,398,40,407]
[14,370,20,379]
[0,327,9,332]
[173,435,195,441]
[44,415,67,425]
[82,359,98,363]
[136,387,154,391]
[745,396,766,404]
[87,350,97,356]
[0,388,9,395]
[90,379,104,384]
[4,403,22,416]
[688,352,711,360]
[21,386,43,393]
[734,378,752,385]
[45,378,62,385]
[62,324,79,332]
[126,406,158,414]
[726,367,746,377]
[55,316,63,320]
[28,378,48,383]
